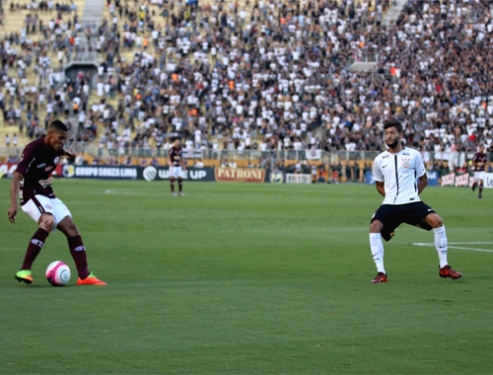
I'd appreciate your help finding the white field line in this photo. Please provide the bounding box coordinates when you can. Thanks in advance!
[413,242,493,253]
[104,189,148,195]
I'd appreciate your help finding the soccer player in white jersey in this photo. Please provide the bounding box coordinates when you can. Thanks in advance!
[369,119,462,283]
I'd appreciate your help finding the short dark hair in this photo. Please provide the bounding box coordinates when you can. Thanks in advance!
[48,120,68,132]
[383,119,403,133]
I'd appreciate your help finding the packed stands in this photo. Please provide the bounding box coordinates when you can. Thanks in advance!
[1,0,492,169]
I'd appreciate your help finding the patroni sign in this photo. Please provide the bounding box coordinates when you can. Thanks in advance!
[215,167,265,183]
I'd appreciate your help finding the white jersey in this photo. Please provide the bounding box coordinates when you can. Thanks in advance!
[372,147,426,205]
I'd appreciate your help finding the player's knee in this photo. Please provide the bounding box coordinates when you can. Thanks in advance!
[370,220,383,233]
[64,220,78,233]
[39,215,55,232]
[429,214,443,228]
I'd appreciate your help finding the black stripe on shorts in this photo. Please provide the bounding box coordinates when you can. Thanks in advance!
[31,196,46,214]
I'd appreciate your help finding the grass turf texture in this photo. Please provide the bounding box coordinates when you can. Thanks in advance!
[1,179,493,374]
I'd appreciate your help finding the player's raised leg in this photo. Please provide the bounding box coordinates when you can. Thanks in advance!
[422,213,462,279]
[15,213,54,284]
[57,215,107,286]
[369,218,387,283]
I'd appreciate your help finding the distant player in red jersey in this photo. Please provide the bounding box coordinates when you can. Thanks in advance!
[168,138,186,196]
[472,145,487,199]
[7,120,106,286]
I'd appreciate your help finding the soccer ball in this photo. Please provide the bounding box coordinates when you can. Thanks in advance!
[46,261,71,286]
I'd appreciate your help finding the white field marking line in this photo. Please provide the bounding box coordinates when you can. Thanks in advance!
[104,189,153,195]
[413,242,493,253]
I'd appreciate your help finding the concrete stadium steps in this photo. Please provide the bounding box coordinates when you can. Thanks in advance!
[383,0,408,26]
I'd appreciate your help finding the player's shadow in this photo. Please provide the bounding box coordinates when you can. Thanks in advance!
[15,284,76,288]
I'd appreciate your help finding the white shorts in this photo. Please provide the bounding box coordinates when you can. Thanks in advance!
[22,195,72,228]
[474,171,486,182]
[170,166,183,178]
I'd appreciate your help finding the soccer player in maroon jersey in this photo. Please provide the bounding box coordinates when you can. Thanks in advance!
[7,120,107,286]
[168,138,186,196]
[472,145,487,199]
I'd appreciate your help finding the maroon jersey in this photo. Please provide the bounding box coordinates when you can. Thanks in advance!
[472,152,487,172]
[15,136,62,205]
[168,146,182,166]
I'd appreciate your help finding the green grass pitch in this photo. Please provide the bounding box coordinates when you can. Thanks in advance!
[1,179,493,374]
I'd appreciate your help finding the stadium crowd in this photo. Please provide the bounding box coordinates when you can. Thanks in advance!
[1,0,493,166]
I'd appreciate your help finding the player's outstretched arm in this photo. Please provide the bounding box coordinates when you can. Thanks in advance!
[417,174,428,195]
[375,181,385,197]
[8,172,23,224]
[60,148,76,162]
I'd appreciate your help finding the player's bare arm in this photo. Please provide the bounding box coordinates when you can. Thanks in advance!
[8,171,23,224]
[417,174,428,195]
[59,148,76,161]
[375,181,385,197]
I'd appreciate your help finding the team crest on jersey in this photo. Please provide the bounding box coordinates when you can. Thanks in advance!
[401,158,411,168]
[54,156,60,165]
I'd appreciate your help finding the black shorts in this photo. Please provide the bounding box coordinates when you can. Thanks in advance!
[370,201,436,242]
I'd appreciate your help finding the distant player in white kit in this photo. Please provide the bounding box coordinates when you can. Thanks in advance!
[369,119,462,283]
[168,138,186,196]
[471,145,487,199]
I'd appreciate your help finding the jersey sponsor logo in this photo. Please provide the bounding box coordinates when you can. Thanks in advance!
[402,152,410,155]
[45,204,52,210]
[401,158,411,168]
[38,177,53,188]
[382,155,389,159]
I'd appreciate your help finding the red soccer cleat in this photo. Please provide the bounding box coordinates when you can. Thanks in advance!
[371,272,388,283]
[439,265,462,280]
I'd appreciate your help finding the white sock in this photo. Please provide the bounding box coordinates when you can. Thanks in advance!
[370,233,386,274]
[434,226,448,268]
